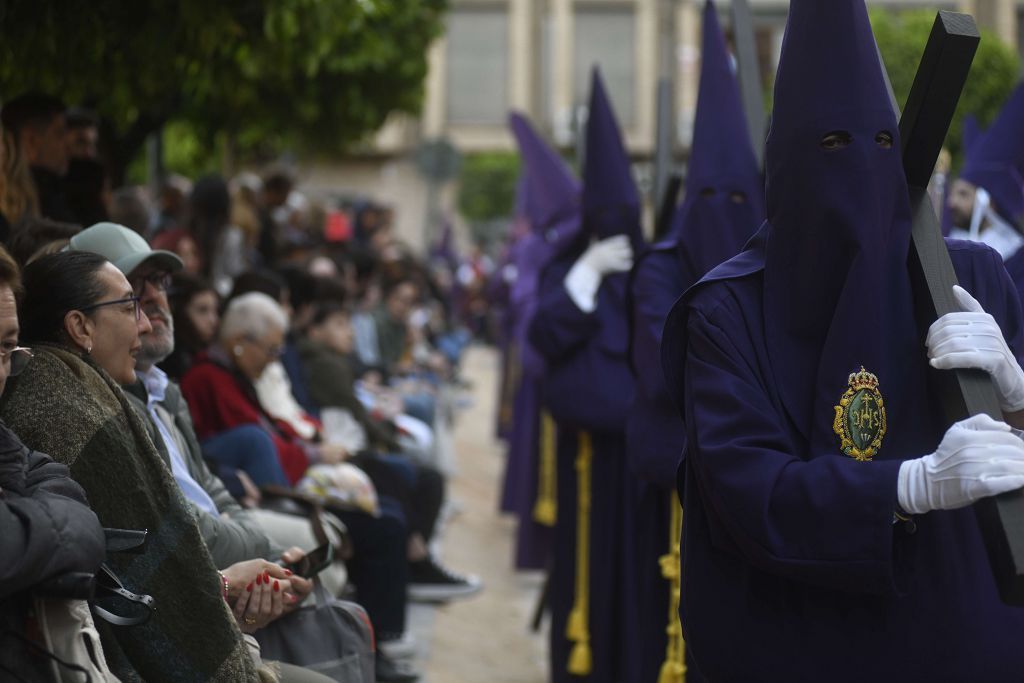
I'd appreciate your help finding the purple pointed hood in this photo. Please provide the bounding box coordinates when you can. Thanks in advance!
[962,113,983,155]
[508,113,584,377]
[583,68,644,250]
[508,112,584,258]
[762,0,916,446]
[429,219,460,270]
[668,0,763,283]
[961,82,1024,226]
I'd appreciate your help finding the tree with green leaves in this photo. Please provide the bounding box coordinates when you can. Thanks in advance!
[457,151,520,248]
[871,8,1020,170]
[0,0,447,183]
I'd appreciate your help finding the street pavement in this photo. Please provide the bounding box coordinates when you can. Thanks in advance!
[408,345,548,683]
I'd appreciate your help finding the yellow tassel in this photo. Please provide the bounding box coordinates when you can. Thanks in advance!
[566,432,593,676]
[567,639,593,676]
[658,660,685,683]
[658,492,686,682]
[566,606,586,641]
[533,411,558,526]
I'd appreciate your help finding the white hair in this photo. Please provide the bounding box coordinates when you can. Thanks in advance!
[219,292,288,342]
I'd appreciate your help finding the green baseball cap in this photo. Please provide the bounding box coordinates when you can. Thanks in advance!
[68,222,183,276]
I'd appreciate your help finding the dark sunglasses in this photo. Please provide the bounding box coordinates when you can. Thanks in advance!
[79,296,143,321]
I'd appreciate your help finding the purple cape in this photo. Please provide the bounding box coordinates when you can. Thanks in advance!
[662,231,1024,680]
[627,0,763,488]
[961,82,1024,225]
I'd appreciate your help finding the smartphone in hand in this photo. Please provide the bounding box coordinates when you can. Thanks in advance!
[281,542,335,579]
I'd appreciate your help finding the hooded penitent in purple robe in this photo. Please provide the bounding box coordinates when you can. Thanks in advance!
[960,83,1024,229]
[955,83,1024,299]
[499,114,584,570]
[628,0,763,490]
[625,3,763,681]
[528,69,643,683]
[660,1,1024,679]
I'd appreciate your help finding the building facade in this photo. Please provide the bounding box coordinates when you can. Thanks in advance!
[303,0,1024,249]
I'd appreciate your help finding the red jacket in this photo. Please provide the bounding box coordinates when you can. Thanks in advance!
[181,353,310,485]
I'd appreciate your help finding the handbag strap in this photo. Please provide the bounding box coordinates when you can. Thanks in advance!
[91,564,155,627]
[260,485,351,551]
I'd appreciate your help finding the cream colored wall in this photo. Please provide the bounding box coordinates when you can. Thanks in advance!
[304,0,1024,251]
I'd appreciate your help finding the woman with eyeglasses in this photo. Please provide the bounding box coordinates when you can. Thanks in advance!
[0,250,271,682]
[181,291,307,486]
[0,245,111,680]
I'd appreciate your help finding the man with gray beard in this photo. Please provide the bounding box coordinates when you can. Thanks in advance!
[70,222,423,681]
[67,223,284,561]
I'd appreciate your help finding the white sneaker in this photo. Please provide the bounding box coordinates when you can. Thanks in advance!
[379,632,418,660]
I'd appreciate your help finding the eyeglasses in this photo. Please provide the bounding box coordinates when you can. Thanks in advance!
[130,271,172,294]
[0,345,33,377]
[244,335,284,359]
[79,296,143,321]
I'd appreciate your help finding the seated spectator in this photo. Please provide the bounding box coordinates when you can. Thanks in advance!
[65,107,99,160]
[161,272,218,380]
[107,185,153,238]
[64,156,109,227]
[63,107,108,226]
[0,94,74,224]
[258,167,294,266]
[68,223,412,680]
[7,217,79,267]
[353,277,438,428]
[1,126,39,230]
[152,228,202,275]
[0,244,108,680]
[0,249,305,681]
[192,175,250,296]
[180,292,430,659]
[301,300,481,601]
[155,174,191,235]
[301,301,398,453]
[182,292,317,485]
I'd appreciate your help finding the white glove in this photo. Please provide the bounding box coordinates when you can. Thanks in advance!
[897,413,1024,515]
[564,235,634,313]
[927,285,1024,412]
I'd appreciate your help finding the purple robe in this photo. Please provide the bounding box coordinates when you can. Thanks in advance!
[1004,246,1024,303]
[529,255,636,683]
[662,231,1024,680]
[500,116,584,570]
[625,4,762,679]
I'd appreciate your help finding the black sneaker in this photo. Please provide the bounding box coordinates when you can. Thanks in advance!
[376,651,420,682]
[407,557,483,602]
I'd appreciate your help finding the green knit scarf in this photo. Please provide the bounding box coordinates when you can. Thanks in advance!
[0,344,258,682]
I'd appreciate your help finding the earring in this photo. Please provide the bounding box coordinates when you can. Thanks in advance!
[85,345,92,355]
[233,345,243,356]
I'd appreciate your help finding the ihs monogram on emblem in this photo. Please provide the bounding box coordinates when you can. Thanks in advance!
[833,367,887,461]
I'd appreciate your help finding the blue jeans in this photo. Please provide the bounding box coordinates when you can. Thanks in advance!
[401,391,436,426]
[202,425,290,489]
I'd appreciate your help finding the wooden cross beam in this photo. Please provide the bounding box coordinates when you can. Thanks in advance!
[887,10,1024,605]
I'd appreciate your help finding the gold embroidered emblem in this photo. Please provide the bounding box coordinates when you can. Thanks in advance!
[833,367,886,461]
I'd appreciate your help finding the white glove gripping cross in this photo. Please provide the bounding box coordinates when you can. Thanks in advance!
[926,285,1024,413]
[897,414,1024,515]
[563,235,634,313]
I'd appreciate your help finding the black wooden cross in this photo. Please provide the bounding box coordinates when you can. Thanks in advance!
[886,10,1024,605]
